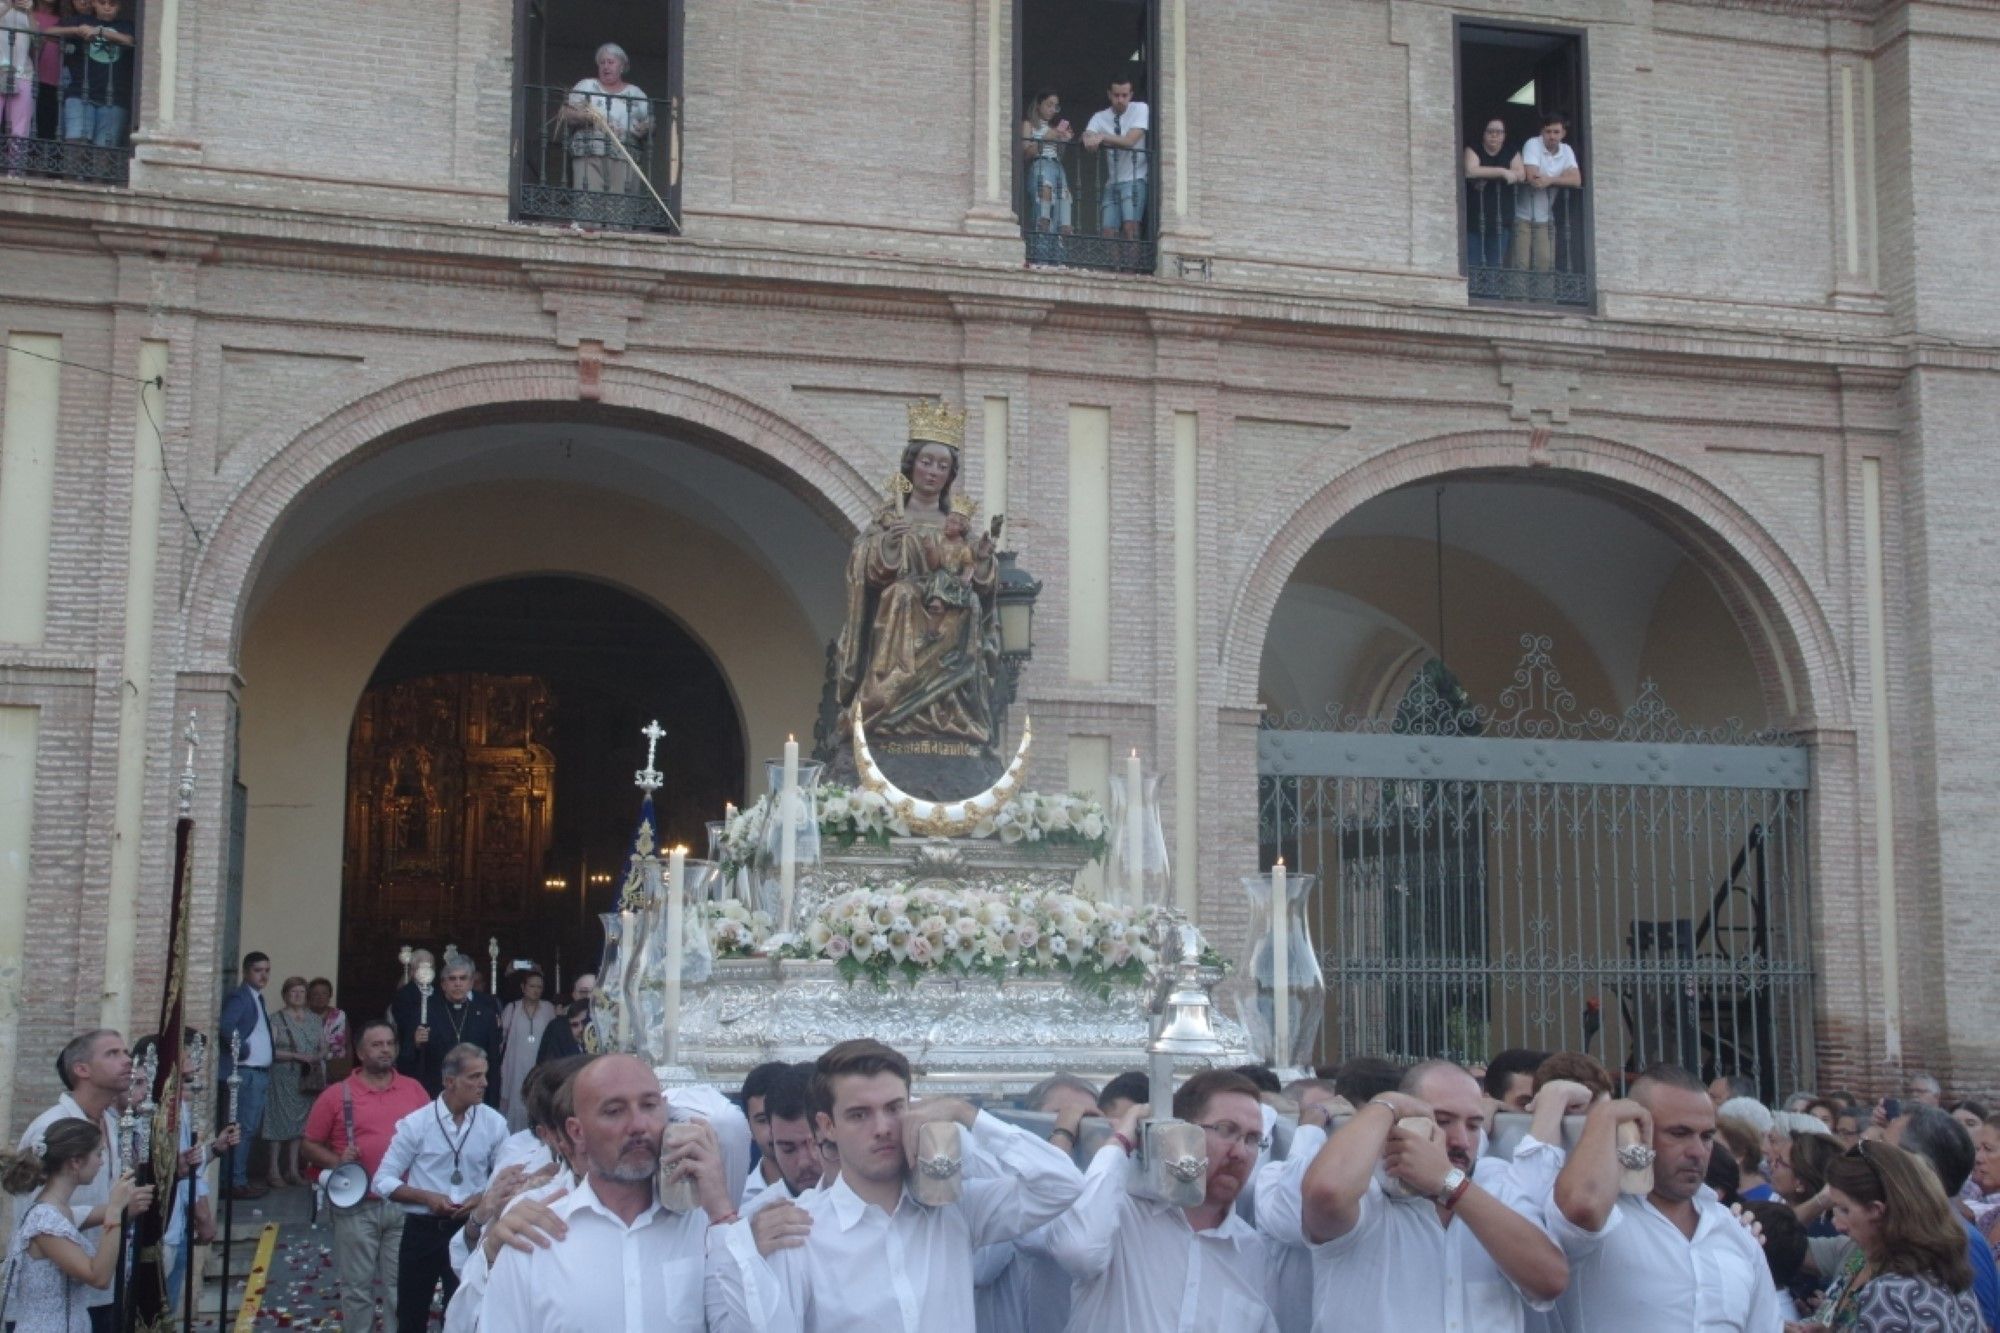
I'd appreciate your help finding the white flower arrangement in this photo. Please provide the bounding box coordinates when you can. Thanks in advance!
[698,897,775,959]
[778,883,1223,994]
[716,785,1110,879]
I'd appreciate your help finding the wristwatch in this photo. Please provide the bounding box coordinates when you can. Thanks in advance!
[1432,1166,1468,1206]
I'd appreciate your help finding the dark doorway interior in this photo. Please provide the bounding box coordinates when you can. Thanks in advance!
[338,576,742,1022]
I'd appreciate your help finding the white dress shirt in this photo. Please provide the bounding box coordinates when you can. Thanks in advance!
[444,1173,572,1332]
[1038,1142,1276,1333]
[1541,1185,1781,1333]
[1258,1139,1556,1333]
[741,1163,776,1210]
[241,987,274,1067]
[373,1095,510,1214]
[477,1174,710,1333]
[1252,1122,1325,1333]
[706,1110,1083,1333]
[11,1094,123,1312]
[490,1129,550,1179]
[976,1230,1071,1333]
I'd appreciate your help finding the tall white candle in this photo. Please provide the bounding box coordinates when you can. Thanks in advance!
[1124,749,1145,906]
[664,844,686,1065]
[1271,858,1290,1067]
[724,801,743,904]
[779,735,800,930]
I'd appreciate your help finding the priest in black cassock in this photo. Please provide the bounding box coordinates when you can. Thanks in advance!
[392,950,501,1103]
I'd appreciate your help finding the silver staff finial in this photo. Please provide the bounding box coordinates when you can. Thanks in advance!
[636,719,666,792]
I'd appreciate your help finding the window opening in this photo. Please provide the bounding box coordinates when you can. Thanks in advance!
[1457,22,1590,309]
[1016,0,1156,274]
[514,0,683,234]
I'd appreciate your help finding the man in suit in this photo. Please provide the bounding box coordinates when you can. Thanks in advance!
[217,950,276,1198]
[393,952,500,1102]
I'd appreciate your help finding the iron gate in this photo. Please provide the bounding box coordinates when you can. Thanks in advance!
[1258,636,1814,1098]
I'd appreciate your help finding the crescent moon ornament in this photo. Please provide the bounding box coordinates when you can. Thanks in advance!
[851,703,1032,838]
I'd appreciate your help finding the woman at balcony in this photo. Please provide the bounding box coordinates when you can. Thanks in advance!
[1021,89,1073,254]
[1461,116,1520,272]
[561,42,651,198]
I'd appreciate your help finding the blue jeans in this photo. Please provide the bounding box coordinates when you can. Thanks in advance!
[1468,229,1509,269]
[1100,176,1145,231]
[229,1066,270,1187]
[61,97,126,147]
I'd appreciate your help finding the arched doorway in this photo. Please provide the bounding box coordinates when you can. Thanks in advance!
[337,576,744,1023]
[225,396,859,1008]
[1256,473,1815,1096]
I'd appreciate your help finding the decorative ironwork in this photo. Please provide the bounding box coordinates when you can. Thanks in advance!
[1262,634,1798,747]
[1017,135,1157,275]
[0,138,130,187]
[1259,633,1814,1098]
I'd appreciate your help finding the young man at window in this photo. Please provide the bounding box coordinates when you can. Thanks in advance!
[1512,111,1581,278]
[1082,77,1149,242]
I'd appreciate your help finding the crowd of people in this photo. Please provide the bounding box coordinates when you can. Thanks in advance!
[0,0,136,174]
[8,956,2000,1333]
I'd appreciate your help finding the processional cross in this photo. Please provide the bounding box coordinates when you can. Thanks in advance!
[636,720,666,793]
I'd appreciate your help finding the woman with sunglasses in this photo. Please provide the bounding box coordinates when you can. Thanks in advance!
[1790,1141,1980,1332]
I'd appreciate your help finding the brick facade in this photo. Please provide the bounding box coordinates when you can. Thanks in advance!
[2,0,1995,1124]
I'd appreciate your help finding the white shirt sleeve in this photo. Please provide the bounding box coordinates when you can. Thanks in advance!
[372,1114,420,1201]
[1039,1144,1130,1280]
[958,1111,1087,1249]
[1542,1189,1622,1256]
[1252,1123,1324,1249]
[703,1218,804,1333]
[474,1243,537,1333]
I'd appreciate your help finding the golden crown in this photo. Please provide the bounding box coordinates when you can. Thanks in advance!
[907,401,967,448]
[948,492,980,518]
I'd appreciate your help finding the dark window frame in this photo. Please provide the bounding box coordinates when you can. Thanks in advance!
[1011,0,1163,275]
[509,0,685,235]
[1451,15,1595,313]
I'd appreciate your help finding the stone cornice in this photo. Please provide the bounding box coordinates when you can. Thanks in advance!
[0,183,1983,380]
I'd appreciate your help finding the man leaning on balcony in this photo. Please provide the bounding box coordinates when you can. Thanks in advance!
[1512,111,1580,279]
[1082,76,1148,241]
[562,42,651,197]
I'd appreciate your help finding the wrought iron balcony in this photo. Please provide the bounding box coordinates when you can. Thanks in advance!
[0,134,130,187]
[515,83,679,234]
[1464,179,1591,309]
[1018,134,1156,274]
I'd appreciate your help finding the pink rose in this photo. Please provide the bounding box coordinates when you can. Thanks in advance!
[825,934,851,960]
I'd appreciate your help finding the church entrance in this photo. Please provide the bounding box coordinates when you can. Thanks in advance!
[337,576,743,1023]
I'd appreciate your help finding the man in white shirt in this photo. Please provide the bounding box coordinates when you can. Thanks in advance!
[741,1065,823,1218]
[1082,77,1149,240]
[1512,111,1581,276]
[1039,1068,1277,1331]
[976,1073,1099,1333]
[738,1060,793,1209]
[11,1028,153,1332]
[373,1042,510,1333]
[706,1037,1084,1332]
[478,1053,732,1331]
[1544,1062,1781,1332]
[1277,1058,1569,1332]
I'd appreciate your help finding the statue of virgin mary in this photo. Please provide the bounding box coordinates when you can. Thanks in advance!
[826,402,1004,800]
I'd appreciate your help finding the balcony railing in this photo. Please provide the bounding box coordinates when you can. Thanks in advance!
[1018,134,1155,274]
[1465,178,1590,308]
[1,133,131,187]
[516,83,678,234]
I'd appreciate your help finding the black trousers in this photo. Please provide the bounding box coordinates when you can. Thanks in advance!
[394,1213,464,1333]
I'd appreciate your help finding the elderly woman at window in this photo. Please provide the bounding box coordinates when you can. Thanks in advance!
[562,42,650,195]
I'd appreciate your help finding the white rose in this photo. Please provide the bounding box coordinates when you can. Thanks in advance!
[1077,811,1105,840]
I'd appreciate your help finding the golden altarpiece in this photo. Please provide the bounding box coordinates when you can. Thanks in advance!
[341,673,555,1018]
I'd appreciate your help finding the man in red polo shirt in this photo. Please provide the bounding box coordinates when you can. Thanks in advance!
[303,1017,430,1330]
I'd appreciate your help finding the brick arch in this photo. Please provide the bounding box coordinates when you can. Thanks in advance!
[183,359,882,667]
[1219,431,1850,729]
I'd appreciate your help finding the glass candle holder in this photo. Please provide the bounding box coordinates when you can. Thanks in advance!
[1236,870,1325,1069]
[1107,770,1171,907]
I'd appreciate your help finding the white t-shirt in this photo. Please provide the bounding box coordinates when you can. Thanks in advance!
[1519,139,1579,224]
[1085,101,1150,183]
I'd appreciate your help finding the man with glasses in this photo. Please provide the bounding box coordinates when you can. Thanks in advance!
[1037,1067,1277,1330]
[1545,1062,1780,1331]
[1268,1058,1568,1331]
